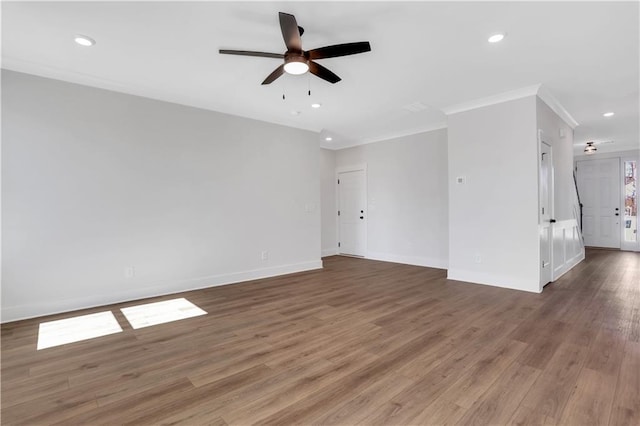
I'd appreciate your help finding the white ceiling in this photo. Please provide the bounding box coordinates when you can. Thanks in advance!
[2,1,638,153]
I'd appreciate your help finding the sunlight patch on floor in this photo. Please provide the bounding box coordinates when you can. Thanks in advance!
[37,311,123,350]
[120,297,207,329]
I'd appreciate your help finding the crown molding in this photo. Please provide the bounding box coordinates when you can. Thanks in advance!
[442,84,541,115]
[537,85,579,129]
[441,83,579,130]
[322,122,448,151]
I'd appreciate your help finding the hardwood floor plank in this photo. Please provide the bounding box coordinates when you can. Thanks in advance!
[584,327,627,377]
[1,249,638,425]
[359,332,526,425]
[509,342,588,424]
[609,340,640,425]
[312,373,414,425]
[439,339,529,409]
[220,350,380,425]
[451,361,540,425]
[558,367,617,426]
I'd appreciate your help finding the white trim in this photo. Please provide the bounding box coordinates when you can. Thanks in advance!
[323,123,448,150]
[537,85,579,129]
[552,250,585,281]
[620,156,640,252]
[442,84,541,115]
[336,163,368,175]
[2,65,320,134]
[447,269,542,294]
[551,219,586,280]
[322,248,339,257]
[442,84,579,130]
[538,136,554,289]
[1,260,322,323]
[366,251,447,270]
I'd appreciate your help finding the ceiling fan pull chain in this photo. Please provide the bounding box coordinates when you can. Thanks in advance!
[308,74,311,96]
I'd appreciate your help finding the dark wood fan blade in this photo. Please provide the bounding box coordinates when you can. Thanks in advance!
[307,42,371,60]
[279,12,302,52]
[219,49,284,59]
[261,64,286,85]
[308,61,341,84]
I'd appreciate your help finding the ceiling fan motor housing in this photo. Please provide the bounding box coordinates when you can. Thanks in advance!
[285,51,308,63]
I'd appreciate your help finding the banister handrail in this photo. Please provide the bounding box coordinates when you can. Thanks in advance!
[573,171,583,233]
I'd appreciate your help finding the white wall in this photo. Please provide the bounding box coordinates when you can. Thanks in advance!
[333,129,449,269]
[447,96,540,292]
[320,148,337,256]
[1,70,321,322]
[536,97,585,279]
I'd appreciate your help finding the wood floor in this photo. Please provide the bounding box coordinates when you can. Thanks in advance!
[2,248,639,425]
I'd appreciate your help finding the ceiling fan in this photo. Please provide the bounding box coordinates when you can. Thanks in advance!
[219,12,371,85]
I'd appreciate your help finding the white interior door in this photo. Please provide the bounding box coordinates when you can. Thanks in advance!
[577,158,621,248]
[338,169,366,256]
[539,141,553,287]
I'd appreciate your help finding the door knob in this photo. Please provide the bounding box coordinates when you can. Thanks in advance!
[615,213,619,216]
[361,210,364,213]
[360,216,364,219]
[550,219,556,223]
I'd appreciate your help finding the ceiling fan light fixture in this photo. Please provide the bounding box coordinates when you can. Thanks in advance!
[584,142,597,154]
[284,58,309,75]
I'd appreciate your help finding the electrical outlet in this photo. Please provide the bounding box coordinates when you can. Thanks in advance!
[261,251,269,261]
[474,254,482,264]
[125,266,135,278]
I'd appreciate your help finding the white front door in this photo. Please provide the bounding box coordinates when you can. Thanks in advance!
[539,141,553,287]
[338,169,366,256]
[577,158,621,248]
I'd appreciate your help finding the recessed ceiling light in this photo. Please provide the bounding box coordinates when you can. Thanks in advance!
[74,35,95,47]
[603,112,615,117]
[325,137,333,141]
[488,33,505,43]
[311,103,322,108]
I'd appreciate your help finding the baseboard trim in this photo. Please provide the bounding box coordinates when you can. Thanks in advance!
[322,248,339,257]
[1,260,323,323]
[366,251,448,270]
[447,268,541,293]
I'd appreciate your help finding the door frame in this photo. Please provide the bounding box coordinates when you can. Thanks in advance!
[620,155,640,252]
[538,131,554,289]
[336,164,368,257]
